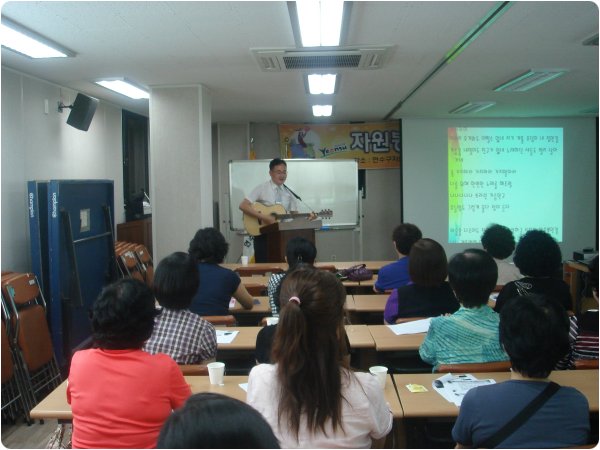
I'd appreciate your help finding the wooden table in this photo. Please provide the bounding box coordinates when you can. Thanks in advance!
[394,370,599,418]
[353,294,387,312]
[215,326,262,351]
[30,373,402,420]
[368,325,425,351]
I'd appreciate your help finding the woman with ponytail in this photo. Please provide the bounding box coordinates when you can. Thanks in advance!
[247,267,392,448]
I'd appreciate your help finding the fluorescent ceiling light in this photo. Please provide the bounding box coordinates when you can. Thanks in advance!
[312,104,333,117]
[95,79,149,99]
[494,69,568,92]
[296,0,344,47]
[449,101,496,114]
[307,74,337,94]
[1,20,71,58]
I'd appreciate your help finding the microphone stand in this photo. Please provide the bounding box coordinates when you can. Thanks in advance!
[283,184,316,217]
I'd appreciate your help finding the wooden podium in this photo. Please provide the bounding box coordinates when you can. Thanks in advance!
[260,218,322,262]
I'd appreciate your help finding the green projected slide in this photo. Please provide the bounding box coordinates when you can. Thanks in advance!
[448,127,563,243]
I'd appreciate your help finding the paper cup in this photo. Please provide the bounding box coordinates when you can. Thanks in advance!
[369,366,388,389]
[207,362,225,385]
[265,317,279,326]
[241,255,249,266]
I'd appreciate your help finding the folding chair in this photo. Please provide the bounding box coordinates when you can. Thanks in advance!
[115,244,145,282]
[1,319,28,423]
[133,244,154,286]
[2,273,62,413]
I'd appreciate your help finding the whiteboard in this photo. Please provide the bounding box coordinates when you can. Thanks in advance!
[229,159,359,231]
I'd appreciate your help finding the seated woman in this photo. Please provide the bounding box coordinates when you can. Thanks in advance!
[188,227,254,316]
[495,229,572,313]
[67,279,192,449]
[143,252,217,364]
[383,238,459,324]
[419,249,508,370]
[248,268,393,448]
[256,263,354,365]
[453,294,590,448]
[481,223,521,285]
[267,236,316,317]
[157,393,279,448]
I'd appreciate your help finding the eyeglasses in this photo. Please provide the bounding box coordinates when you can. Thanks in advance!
[272,170,287,175]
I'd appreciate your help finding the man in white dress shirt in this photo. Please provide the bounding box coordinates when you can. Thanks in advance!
[239,158,299,262]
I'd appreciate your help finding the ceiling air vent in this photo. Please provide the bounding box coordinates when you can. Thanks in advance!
[252,46,393,72]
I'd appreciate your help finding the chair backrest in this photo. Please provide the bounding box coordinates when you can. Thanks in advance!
[201,315,236,326]
[574,359,599,370]
[178,364,209,376]
[436,360,512,373]
[235,266,283,277]
[2,273,55,372]
[395,316,428,324]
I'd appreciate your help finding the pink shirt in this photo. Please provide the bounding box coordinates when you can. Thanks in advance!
[67,348,191,449]
[247,364,393,448]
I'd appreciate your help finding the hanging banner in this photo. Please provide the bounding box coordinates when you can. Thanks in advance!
[278,122,401,169]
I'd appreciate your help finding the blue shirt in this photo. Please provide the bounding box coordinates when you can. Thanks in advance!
[189,263,241,316]
[453,380,589,448]
[419,306,508,370]
[374,257,410,291]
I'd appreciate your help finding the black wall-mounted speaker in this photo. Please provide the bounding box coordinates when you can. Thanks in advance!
[66,94,99,131]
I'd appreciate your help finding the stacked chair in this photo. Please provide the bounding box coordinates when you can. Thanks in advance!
[1,272,62,424]
[114,241,154,286]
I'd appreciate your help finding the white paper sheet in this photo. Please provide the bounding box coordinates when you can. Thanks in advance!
[432,373,496,406]
[387,318,431,335]
[216,330,239,344]
[238,383,248,392]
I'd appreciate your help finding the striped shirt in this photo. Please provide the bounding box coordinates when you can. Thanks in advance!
[267,272,287,317]
[419,305,508,370]
[143,308,217,364]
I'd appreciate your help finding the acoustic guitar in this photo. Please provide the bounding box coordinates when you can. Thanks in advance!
[243,202,333,236]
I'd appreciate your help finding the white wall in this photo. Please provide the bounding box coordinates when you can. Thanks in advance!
[1,68,124,272]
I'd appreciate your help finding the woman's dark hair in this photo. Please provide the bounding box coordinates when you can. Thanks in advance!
[500,294,570,378]
[92,278,156,349]
[272,267,348,441]
[513,229,562,277]
[448,249,498,308]
[269,158,287,170]
[285,237,316,271]
[188,227,229,264]
[157,393,279,449]
[153,252,199,310]
[392,223,422,255]
[481,224,516,260]
[409,238,448,287]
